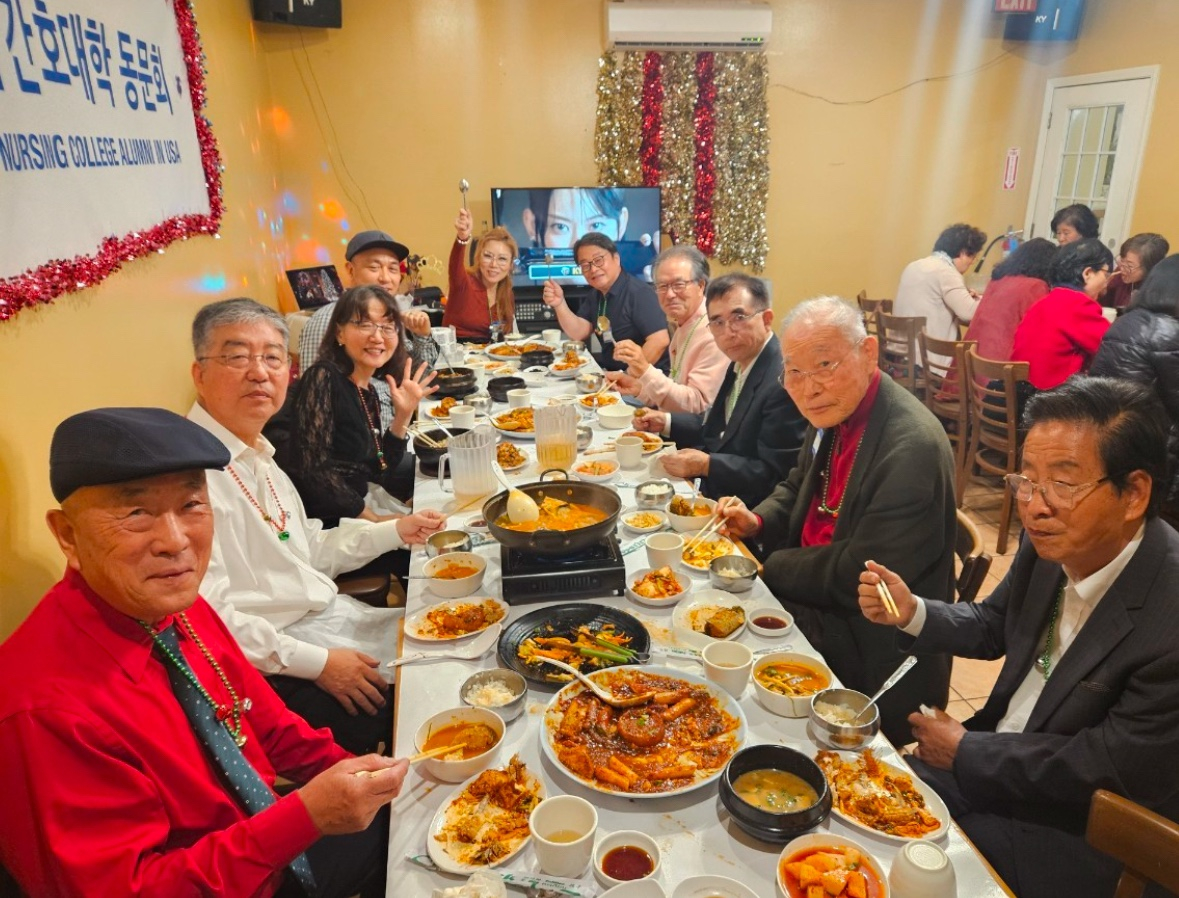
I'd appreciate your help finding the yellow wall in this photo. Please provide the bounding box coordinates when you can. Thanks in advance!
[3,0,1178,636]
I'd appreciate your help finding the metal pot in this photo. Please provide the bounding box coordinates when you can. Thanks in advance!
[484,470,622,556]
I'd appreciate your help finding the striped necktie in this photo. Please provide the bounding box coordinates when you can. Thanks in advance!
[155,625,317,895]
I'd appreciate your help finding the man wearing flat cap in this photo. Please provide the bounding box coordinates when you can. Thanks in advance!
[0,407,408,898]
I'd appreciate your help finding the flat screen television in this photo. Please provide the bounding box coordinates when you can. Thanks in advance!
[490,186,662,289]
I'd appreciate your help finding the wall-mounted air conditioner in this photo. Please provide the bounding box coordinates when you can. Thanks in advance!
[605,0,772,52]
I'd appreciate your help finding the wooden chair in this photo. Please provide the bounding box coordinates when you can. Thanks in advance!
[954,509,991,604]
[918,333,976,484]
[962,349,1030,554]
[855,291,892,338]
[877,313,927,398]
[1086,789,1179,898]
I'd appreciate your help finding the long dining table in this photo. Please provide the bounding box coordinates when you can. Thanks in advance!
[386,347,1012,897]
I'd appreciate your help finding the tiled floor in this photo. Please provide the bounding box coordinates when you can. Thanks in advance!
[944,476,1018,721]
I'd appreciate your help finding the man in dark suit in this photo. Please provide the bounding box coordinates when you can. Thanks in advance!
[632,273,805,509]
[860,377,1179,898]
[720,296,957,745]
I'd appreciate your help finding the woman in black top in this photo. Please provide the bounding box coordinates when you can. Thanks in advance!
[277,285,436,526]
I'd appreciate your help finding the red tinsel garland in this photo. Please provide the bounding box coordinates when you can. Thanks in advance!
[0,0,225,322]
[692,53,717,256]
[639,52,663,188]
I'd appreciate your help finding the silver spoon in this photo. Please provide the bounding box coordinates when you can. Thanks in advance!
[854,655,919,723]
[459,178,470,211]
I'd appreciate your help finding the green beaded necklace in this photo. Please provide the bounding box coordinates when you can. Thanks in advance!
[1034,580,1066,680]
[140,613,252,746]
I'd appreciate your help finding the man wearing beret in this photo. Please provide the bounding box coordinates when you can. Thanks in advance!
[0,407,407,897]
[188,298,446,757]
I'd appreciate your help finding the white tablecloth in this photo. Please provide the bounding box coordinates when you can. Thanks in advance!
[386,354,1011,897]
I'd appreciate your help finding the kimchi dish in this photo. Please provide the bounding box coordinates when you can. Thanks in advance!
[546,668,742,794]
[494,496,609,533]
[780,843,883,898]
[816,749,942,839]
[630,566,683,600]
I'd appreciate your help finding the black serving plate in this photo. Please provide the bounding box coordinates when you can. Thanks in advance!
[497,603,650,690]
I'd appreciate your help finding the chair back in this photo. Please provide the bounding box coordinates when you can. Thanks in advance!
[954,509,991,604]
[1086,789,1179,898]
[878,313,926,396]
[855,291,893,338]
[920,334,976,484]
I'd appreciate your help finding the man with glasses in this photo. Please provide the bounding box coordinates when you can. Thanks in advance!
[857,377,1179,898]
[604,245,728,413]
[719,296,956,745]
[541,232,669,372]
[188,298,446,756]
[633,273,804,508]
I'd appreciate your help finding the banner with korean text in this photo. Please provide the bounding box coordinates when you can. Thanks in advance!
[0,0,222,321]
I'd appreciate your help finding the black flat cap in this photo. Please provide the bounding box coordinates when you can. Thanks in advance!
[50,407,231,502]
[345,229,409,262]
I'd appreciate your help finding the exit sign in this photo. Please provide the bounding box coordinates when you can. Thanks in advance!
[995,0,1037,10]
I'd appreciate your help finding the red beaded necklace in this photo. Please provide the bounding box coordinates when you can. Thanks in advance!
[355,382,388,471]
[227,465,290,541]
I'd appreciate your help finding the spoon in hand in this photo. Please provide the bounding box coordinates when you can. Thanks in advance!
[854,655,919,723]
[459,178,470,210]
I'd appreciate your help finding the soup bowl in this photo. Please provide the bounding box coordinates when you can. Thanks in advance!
[719,744,831,843]
[752,652,834,718]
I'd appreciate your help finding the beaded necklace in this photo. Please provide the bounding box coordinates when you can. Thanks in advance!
[817,428,866,519]
[140,612,252,747]
[355,382,387,471]
[669,315,704,382]
[1034,580,1067,680]
[227,465,289,541]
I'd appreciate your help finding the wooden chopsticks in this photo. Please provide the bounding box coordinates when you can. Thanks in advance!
[866,562,899,619]
[408,742,466,763]
[683,512,726,553]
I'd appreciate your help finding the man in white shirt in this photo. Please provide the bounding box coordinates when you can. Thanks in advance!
[893,223,985,368]
[858,377,1179,898]
[189,298,446,755]
[605,245,728,414]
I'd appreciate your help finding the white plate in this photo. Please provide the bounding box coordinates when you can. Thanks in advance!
[498,455,529,473]
[540,665,747,799]
[620,430,665,455]
[572,458,620,483]
[426,403,455,420]
[485,341,554,359]
[671,590,748,643]
[426,763,546,874]
[403,598,509,642]
[491,414,536,441]
[671,874,759,898]
[625,566,692,608]
[620,507,668,534]
[678,531,737,576]
[819,750,951,843]
[549,356,589,378]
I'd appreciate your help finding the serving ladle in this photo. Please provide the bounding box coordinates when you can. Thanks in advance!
[538,657,657,709]
[491,460,539,524]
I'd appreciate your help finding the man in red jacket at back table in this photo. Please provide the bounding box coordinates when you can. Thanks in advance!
[0,407,407,898]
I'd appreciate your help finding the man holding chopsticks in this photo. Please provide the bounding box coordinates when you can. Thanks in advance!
[718,295,956,745]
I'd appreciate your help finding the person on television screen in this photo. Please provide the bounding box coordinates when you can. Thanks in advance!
[522,188,658,278]
[541,232,669,372]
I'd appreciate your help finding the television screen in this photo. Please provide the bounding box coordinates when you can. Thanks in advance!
[491,186,662,289]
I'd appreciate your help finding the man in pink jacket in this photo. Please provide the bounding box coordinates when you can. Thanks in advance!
[606,245,729,414]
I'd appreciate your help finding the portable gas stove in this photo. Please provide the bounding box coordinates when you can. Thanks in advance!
[500,535,627,605]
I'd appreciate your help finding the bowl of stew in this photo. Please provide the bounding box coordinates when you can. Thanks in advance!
[752,652,833,718]
[413,706,504,782]
[719,744,831,843]
[423,551,487,599]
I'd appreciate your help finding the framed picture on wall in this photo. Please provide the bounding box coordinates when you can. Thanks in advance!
[286,265,344,310]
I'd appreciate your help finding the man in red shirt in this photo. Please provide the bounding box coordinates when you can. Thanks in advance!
[0,407,408,898]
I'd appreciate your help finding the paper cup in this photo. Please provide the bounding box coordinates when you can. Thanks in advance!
[646,532,684,569]
[448,405,476,429]
[702,641,754,698]
[616,435,645,469]
[529,795,598,877]
[507,388,532,408]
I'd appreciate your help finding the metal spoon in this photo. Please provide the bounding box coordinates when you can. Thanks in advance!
[537,657,657,709]
[854,655,919,723]
[459,178,470,211]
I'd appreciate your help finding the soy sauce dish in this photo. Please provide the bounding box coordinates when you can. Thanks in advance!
[593,830,662,889]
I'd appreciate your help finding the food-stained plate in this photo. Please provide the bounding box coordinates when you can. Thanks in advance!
[817,750,950,843]
[671,590,748,644]
[403,598,509,642]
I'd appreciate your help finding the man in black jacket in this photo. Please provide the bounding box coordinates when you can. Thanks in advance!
[631,273,805,509]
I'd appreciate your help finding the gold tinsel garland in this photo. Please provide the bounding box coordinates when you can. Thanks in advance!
[594,52,769,271]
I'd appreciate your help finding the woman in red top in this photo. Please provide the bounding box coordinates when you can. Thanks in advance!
[1011,238,1114,390]
[442,208,518,340]
[963,237,1056,377]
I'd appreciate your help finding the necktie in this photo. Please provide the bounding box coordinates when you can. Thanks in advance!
[154,625,317,896]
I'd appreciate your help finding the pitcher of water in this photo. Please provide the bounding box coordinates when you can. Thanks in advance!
[437,425,498,506]
[534,403,578,472]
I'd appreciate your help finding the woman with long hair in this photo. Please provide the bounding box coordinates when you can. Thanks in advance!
[275,285,436,526]
[1092,255,1179,525]
[442,209,518,340]
[963,237,1057,371]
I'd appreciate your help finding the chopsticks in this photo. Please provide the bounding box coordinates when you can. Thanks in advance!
[408,742,466,763]
[683,512,726,553]
[409,426,445,449]
[865,562,900,618]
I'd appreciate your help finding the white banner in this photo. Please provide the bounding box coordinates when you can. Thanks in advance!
[0,0,213,282]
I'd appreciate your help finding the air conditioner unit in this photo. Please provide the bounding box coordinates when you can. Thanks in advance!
[605,0,772,52]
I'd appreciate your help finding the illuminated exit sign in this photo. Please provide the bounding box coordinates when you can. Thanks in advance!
[995,0,1037,10]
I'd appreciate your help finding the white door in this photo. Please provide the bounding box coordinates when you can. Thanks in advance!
[1025,67,1157,251]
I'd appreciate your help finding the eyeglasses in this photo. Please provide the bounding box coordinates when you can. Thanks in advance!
[1118,257,1140,274]
[198,352,288,371]
[348,320,399,338]
[1004,473,1112,510]
[654,279,695,297]
[578,254,610,273]
[707,310,761,332]
[481,252,512,267]
[780,342,862,387]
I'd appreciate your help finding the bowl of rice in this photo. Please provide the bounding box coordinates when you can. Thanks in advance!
[460,668,528,722]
